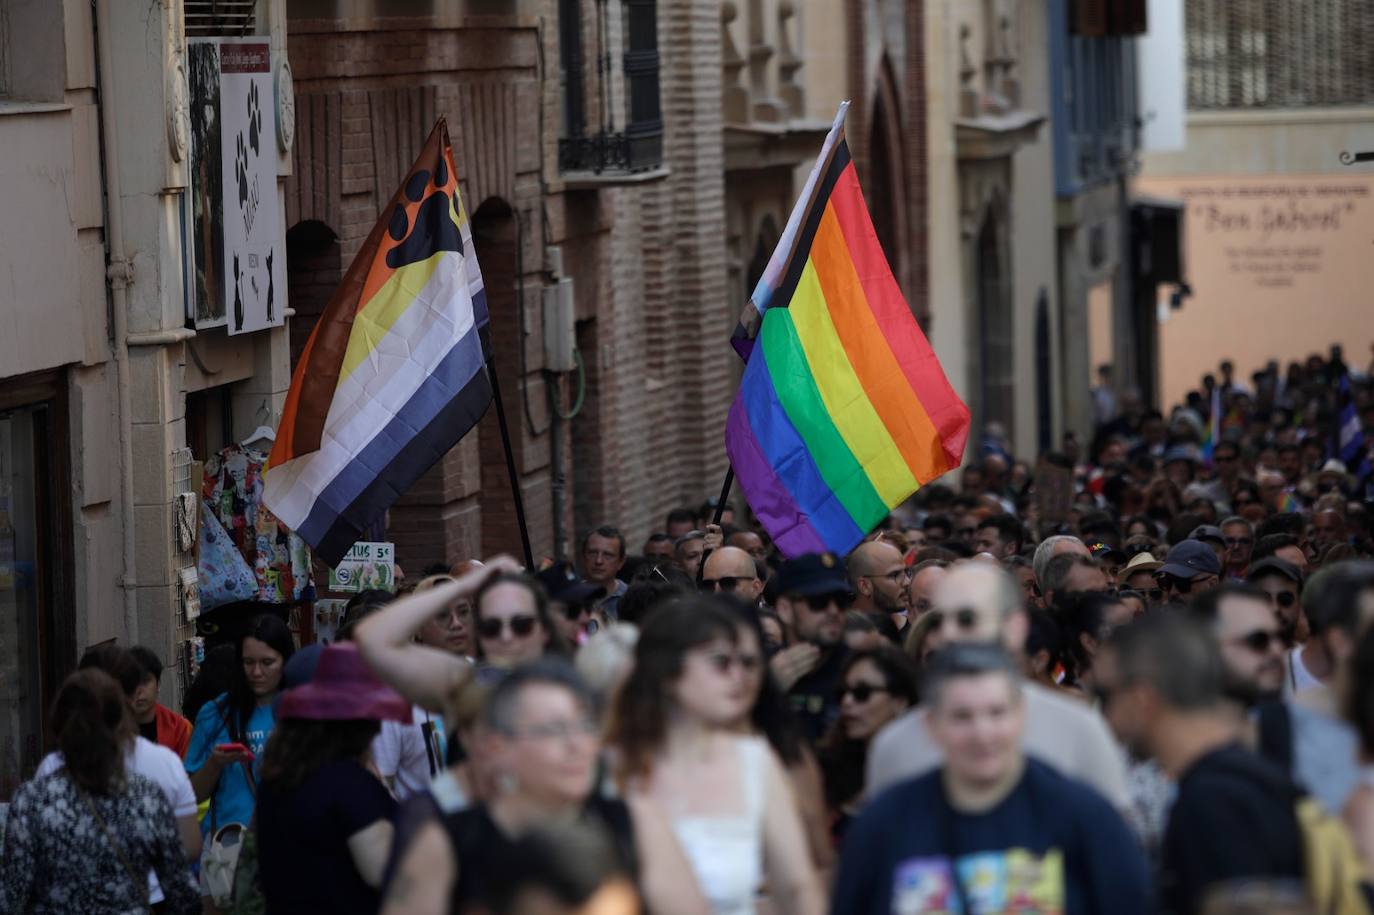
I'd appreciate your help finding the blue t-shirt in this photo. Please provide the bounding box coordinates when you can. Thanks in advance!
[184,694,276,834]
[830,758,1150,915]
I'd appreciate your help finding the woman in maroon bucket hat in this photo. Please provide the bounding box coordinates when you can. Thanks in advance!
[253,643,412,915]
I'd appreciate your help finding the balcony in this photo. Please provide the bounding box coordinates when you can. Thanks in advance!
[558,0,666,183]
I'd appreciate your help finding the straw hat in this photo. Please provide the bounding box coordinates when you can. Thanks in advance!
[1117,550,1162,583]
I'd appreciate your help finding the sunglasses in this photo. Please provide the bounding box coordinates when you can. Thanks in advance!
[1232,629,1279,654]
[1224,537,1254,548]
[791,592,850,612]
[1143,588,1165,602]
[1265,590,1297,608]
[838,683,889,703]
[1156,573,1200,594]
[928,608,981,630]
[477,615,539,640]
[560,602,592,621]
[700,576,745,593]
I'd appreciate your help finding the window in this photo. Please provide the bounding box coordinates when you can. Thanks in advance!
[558,0,663,175]
[1187,0,1374,110]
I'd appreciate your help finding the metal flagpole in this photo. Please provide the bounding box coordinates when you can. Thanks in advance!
[486,357,536,569]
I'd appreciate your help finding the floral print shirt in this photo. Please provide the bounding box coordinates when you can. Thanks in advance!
[0,771,199,914]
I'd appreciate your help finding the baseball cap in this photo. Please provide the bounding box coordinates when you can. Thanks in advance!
[1246,556,1304,586]
[1159,539,1222,579]
[772,553,850,598]
[1089,542,1125,564]
[1164,444,1203,466]
[1189,525,1225,546]
[535,561,604,604]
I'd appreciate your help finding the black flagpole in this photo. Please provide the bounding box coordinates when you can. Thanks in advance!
[696,466,735,585]
[711,467,734,526]
[486,357,535,569]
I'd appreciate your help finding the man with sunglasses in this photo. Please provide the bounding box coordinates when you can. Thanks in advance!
[1095,614,1307,915]
[770,553,852,743]
[1192,584,1361,816]
[699,546,764,605]
[1245,558,1310,680]
[535,561,605,647]
[1155,539,1222,605]
[832,644,1148,915]
[866,563,1129,810]
[847,540,910,636]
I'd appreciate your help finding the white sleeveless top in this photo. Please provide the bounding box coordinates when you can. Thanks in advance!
[670,737,767,915]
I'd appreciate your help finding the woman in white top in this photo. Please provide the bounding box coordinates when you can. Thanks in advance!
[608,597,825,915]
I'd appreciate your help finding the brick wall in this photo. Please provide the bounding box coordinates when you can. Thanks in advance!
[285,4,736,572]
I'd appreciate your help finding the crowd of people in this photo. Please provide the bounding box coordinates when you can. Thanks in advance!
[3,348,1374,914]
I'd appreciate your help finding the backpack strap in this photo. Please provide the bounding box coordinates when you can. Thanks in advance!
[1256,701,1295,776]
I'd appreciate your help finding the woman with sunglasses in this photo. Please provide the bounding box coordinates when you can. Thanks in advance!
[817,646,918,841]
[379,659,707,915]
[609,599,824,915]
[473,572,570,671]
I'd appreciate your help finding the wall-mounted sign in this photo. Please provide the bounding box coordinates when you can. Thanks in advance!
[188,38,283,335]
[328,541,396,593]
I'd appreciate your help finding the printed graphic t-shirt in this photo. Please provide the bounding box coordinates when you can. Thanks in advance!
[830,758,1150,915]
[184,694,276,834]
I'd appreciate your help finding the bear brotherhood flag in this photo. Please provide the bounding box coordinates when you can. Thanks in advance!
[263,120,491,566]
[725,102,970,559]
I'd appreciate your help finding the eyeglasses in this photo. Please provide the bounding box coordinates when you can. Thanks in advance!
[700,651,762,675]
[1224,537,1254,548]
[838,683,890,703]
[1231,629,1280,654]
[790,592,850,612]
[512,718,600,741]
[928,608,982,630]
[477,615,539,640]
[433,604,472,625]
[700,576,747,593]
[865,569,913,585]
[1143,588,1165,602]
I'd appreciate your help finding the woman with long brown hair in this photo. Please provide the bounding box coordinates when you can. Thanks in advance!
[0,669,199,913]
[608,598,824,915]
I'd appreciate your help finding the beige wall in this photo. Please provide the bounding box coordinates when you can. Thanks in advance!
[1136,171,1374,408]
[1140,108,1374,407]
[1008,0,1057,460]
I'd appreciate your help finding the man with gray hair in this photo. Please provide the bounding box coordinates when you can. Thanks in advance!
[866,562,1128,808]
[1032,534,1091,600]
[833,643,1148,915]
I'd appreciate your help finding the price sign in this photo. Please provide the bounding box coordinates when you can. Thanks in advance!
[329,541,395,592]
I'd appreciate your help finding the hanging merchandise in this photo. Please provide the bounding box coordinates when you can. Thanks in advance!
[202,443,313,604]
[197,501,258,610]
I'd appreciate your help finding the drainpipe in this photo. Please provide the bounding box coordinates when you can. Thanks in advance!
[92,0,141,638]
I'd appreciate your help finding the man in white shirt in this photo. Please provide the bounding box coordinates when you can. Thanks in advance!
[866,563,1129,809]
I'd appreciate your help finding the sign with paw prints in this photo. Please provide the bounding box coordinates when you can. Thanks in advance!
[187,38,282,334]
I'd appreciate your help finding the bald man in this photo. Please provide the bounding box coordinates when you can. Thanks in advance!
[907,560,948,621]
[701,545,764,604]
[866,562,1128,808]
[727,530,768,564]
[848,540,909,635]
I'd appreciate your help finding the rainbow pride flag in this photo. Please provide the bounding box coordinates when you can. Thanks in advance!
[725,103,969,558]
[263,121,491,565]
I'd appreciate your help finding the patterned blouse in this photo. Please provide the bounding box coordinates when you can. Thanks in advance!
[0,771,199,914]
